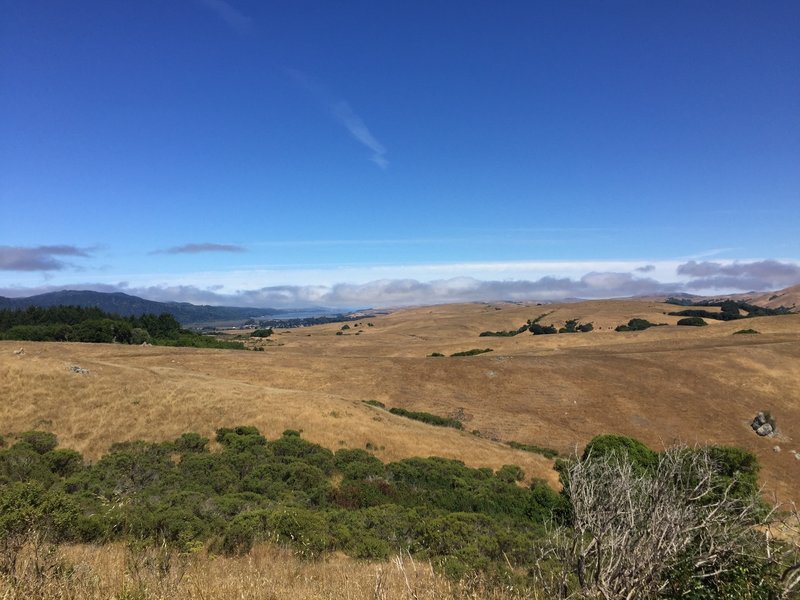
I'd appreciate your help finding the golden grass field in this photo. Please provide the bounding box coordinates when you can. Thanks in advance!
[2,297,799,501]
[1,542,536,600]
[0,544,543,600]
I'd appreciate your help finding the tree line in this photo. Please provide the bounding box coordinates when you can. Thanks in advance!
[0,306,244,349]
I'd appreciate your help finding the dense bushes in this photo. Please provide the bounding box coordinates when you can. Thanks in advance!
[2,427,795,596]
[559,319,593,333]
[0,427,565,579]
[480,313,592,337]
[667,299,792,321]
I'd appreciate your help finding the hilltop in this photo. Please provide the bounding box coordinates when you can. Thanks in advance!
[0,290,339,326]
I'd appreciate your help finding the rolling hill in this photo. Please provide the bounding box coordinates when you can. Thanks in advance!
[2,294,798,501]
[0,290,335,325]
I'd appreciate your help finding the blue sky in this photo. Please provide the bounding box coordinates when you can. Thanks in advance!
[1,1,798,307]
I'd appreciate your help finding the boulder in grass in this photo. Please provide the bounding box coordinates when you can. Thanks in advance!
[756,423,773,437]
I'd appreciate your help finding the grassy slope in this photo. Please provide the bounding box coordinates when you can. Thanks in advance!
[2,298,799,499]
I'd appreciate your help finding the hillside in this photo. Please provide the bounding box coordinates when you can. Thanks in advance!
[2,296,798,501]
[747,283,800,311]
[0,290,331,325]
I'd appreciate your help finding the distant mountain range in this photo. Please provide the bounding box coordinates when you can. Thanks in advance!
[0,290,335,325]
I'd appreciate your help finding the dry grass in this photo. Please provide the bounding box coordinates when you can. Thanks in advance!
[1,298,799,499]
[0,542,533,600]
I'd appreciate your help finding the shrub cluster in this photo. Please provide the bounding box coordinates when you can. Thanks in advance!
[388,408,464,430]
[480,313,593,337]
[479,324,530,337]
[1,427,793,596]
[0,427,563,579]
[667,299,792,321]
[615,318,662,332]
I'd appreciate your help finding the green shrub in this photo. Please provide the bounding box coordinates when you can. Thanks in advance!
[173,432,209,454]
[18,430,58,454]
[495,464,524,483]
[615,318,657,332]
[0,482,80,546]
[216,426,267,449]
[669,308,741,321]
[250,328,273,337]
[734,328,759,334]
[330,479,394,509]
[131,327,151,345]
[334,448,385,480]
[388,408,464,430]
[479,323,530,337]
[362,399,386,408]
[527,479,569,522]
[530,323,557,335]
[45,448,84,478]
[450,348,493,357]
[179,453,238,494]
[677,316,707,326]
[706,445,760,503]
[507,440,559,459]
[581,434,658,472]
[428,352,445,357]
[0,445,57,486]
[270,431,335,474]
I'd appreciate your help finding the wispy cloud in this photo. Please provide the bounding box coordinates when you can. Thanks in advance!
[332,101,388,169]
[198,0,252,34]
[0,245,92,271]
[154,243,246,255]
[288,69,388,169]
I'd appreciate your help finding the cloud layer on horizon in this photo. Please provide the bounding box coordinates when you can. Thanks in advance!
[678,260,800,291]
[2,259,798,309]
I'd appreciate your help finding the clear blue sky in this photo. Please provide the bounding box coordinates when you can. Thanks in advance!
[1,1,798,307]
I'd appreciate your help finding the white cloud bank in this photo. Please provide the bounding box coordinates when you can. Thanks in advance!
[2,259,798,309]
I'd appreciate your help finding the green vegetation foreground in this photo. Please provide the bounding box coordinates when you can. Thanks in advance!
[1,427,798,598]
